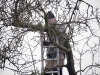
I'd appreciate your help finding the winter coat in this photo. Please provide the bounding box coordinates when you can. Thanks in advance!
[45,21,66,69]
[45,52,65,68]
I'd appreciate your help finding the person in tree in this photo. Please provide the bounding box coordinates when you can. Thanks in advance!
[43,11,66,75]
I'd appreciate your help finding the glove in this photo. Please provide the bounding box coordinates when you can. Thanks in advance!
[43,41,50,46]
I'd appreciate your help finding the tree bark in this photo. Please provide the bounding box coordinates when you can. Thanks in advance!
[66,51,77,75]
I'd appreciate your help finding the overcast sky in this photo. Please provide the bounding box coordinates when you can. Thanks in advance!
[0,0,100,75]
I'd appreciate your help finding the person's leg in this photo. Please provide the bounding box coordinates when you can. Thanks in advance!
[60,68,62,75]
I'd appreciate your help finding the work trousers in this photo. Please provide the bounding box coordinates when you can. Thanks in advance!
[44,53,64,75]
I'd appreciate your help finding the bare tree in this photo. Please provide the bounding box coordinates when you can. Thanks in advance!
[0,0,100,75]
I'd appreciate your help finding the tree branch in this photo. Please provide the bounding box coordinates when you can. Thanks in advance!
[76,64,100,73]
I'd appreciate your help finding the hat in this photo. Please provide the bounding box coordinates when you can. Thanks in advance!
[47,11,55,19]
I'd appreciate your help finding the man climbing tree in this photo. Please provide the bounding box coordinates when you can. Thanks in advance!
[42,11,66,75]
[0,0,100,75]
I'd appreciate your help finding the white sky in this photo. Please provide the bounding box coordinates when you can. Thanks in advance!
[0,0,100,75]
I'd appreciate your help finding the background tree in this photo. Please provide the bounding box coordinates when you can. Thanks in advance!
[0,0,100,75]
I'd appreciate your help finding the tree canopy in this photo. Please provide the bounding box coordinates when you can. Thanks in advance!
[0,0,100,75]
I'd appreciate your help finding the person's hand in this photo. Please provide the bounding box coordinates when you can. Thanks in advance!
[43,41,50,46]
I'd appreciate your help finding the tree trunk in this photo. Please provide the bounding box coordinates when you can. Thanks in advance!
[66,49,77,75]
